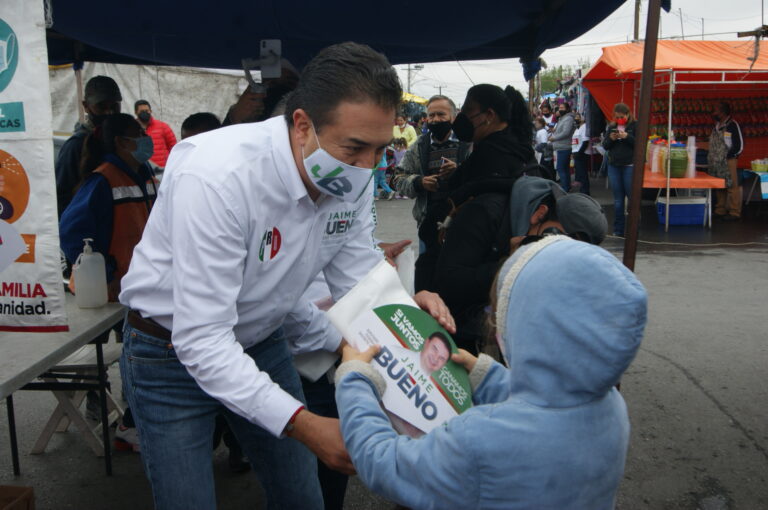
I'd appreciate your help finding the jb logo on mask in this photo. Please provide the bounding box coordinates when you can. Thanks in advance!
[311,164,353,197]
[303,123,373,203]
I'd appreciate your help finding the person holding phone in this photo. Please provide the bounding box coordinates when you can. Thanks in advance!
[393,95,471,288]
[602,103,637,237]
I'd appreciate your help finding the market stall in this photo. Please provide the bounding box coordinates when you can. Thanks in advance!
[583,41,768,229]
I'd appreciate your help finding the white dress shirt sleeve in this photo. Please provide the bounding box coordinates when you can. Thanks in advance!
[284,296,343,355]
[323,194,384,303]
[168,173,303,437]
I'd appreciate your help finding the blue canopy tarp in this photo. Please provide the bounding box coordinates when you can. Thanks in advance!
[46,0,625,73]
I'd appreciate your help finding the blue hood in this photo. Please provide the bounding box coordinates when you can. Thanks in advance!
[496,236,647,407]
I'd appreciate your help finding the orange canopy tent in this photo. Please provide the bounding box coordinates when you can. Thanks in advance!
[583,40,768,166]
[584,40,768,115]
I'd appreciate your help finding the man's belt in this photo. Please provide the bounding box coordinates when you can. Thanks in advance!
[127,309,172,341]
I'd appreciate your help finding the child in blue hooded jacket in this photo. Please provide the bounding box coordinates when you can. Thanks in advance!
[335,235,647,510]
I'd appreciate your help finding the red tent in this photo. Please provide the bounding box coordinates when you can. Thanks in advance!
[583,40,768,166]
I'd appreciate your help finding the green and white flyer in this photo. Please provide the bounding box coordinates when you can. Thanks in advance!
[327,260,472,436]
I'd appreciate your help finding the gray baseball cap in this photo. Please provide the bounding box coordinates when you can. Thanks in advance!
[555,192,608,245]
[84,75,122,105]
[509,176,607,245]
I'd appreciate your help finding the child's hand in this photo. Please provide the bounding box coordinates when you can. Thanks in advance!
[341,344,380,364]
[451,349,478,373]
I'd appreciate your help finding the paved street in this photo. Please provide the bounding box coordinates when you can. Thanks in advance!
[2,179,767,509]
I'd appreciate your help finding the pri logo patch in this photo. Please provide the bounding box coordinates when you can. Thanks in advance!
[258,227,281,261]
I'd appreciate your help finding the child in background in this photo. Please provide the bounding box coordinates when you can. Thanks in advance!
[393,138,408,166]
[374,150,395,200]
[334,236,647,510]
[534,117,555,179]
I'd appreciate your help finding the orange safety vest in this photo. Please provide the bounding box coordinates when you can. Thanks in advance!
[69,161,158,301]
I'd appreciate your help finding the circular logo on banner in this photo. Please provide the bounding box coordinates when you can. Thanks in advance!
[0,149,30,223]
[0,17,19,93]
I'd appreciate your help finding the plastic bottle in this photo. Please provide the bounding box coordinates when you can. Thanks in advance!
[686,136,697,178]
[72,238,108,308]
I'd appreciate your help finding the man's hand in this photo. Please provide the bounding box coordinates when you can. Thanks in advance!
[451,349,478,373]
[289,411,356,475]
[609,132,619,141]
[422,175,439,192]
[228,89,266,124]
[438,158,457,178]
[378,240,412,264]
[413,290,456,334]
[618,131,628,140]
[341,344,380,364]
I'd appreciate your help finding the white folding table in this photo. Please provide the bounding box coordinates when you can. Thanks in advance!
[0,295,124,475]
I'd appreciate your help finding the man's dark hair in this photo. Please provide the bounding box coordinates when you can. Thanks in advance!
[134,99,151,112]
[427,95,457,115]
[284,42,402,130]
[181,112,222,137]
[426,332,452,353]
[559,102,571,112]
[719,101,732,116]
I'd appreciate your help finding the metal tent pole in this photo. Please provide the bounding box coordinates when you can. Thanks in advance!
[665,71,675,232]
[623,0,663,271]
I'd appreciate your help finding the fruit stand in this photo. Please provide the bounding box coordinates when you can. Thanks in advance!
[583,41,768,229]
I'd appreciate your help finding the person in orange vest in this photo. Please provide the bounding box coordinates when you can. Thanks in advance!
[135,99,177,167]
[59,113,158,452]
[60,113,158,301]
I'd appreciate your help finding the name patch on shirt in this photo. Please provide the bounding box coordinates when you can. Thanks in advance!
[323,209,357,244]
[258,227,281,261]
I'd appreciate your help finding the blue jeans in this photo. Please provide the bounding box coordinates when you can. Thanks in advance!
[572,154,590,195]
[555,149,572,191]
[607,164,634,235]
[120,323,322,510]
[302,375,347,510]
[373,170,393,196]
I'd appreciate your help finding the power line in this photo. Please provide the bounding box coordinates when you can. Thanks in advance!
[454,59,475,85]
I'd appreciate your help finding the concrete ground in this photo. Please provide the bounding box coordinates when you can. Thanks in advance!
[1,177,767,509]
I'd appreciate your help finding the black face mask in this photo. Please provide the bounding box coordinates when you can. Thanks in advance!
[452,112,479,143]
[427,120,452,141]
[137,111,152,123]
[88,113,107,127]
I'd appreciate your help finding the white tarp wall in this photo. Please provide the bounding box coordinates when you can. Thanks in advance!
[0,1,68,331]
[50,62,249,138]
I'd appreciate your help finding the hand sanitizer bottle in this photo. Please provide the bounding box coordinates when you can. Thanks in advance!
[73,238,108,308]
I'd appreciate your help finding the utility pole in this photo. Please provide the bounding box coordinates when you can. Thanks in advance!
[701,18,704,40]
[406,64,424,93]
[634,0,641,41]
[679,8,685,40]
[434,84,445,95]
[407,64,411,93]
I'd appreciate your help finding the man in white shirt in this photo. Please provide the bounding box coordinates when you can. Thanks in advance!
[118,42,454,510]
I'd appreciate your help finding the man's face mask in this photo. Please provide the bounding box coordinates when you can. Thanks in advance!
[0,33,16,74]
[427,120,452,141]
[302,124,374,203]
[87,111,107,128]
[137,111,152,123]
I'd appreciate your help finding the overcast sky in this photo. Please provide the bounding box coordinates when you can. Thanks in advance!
[396,0,765,106]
